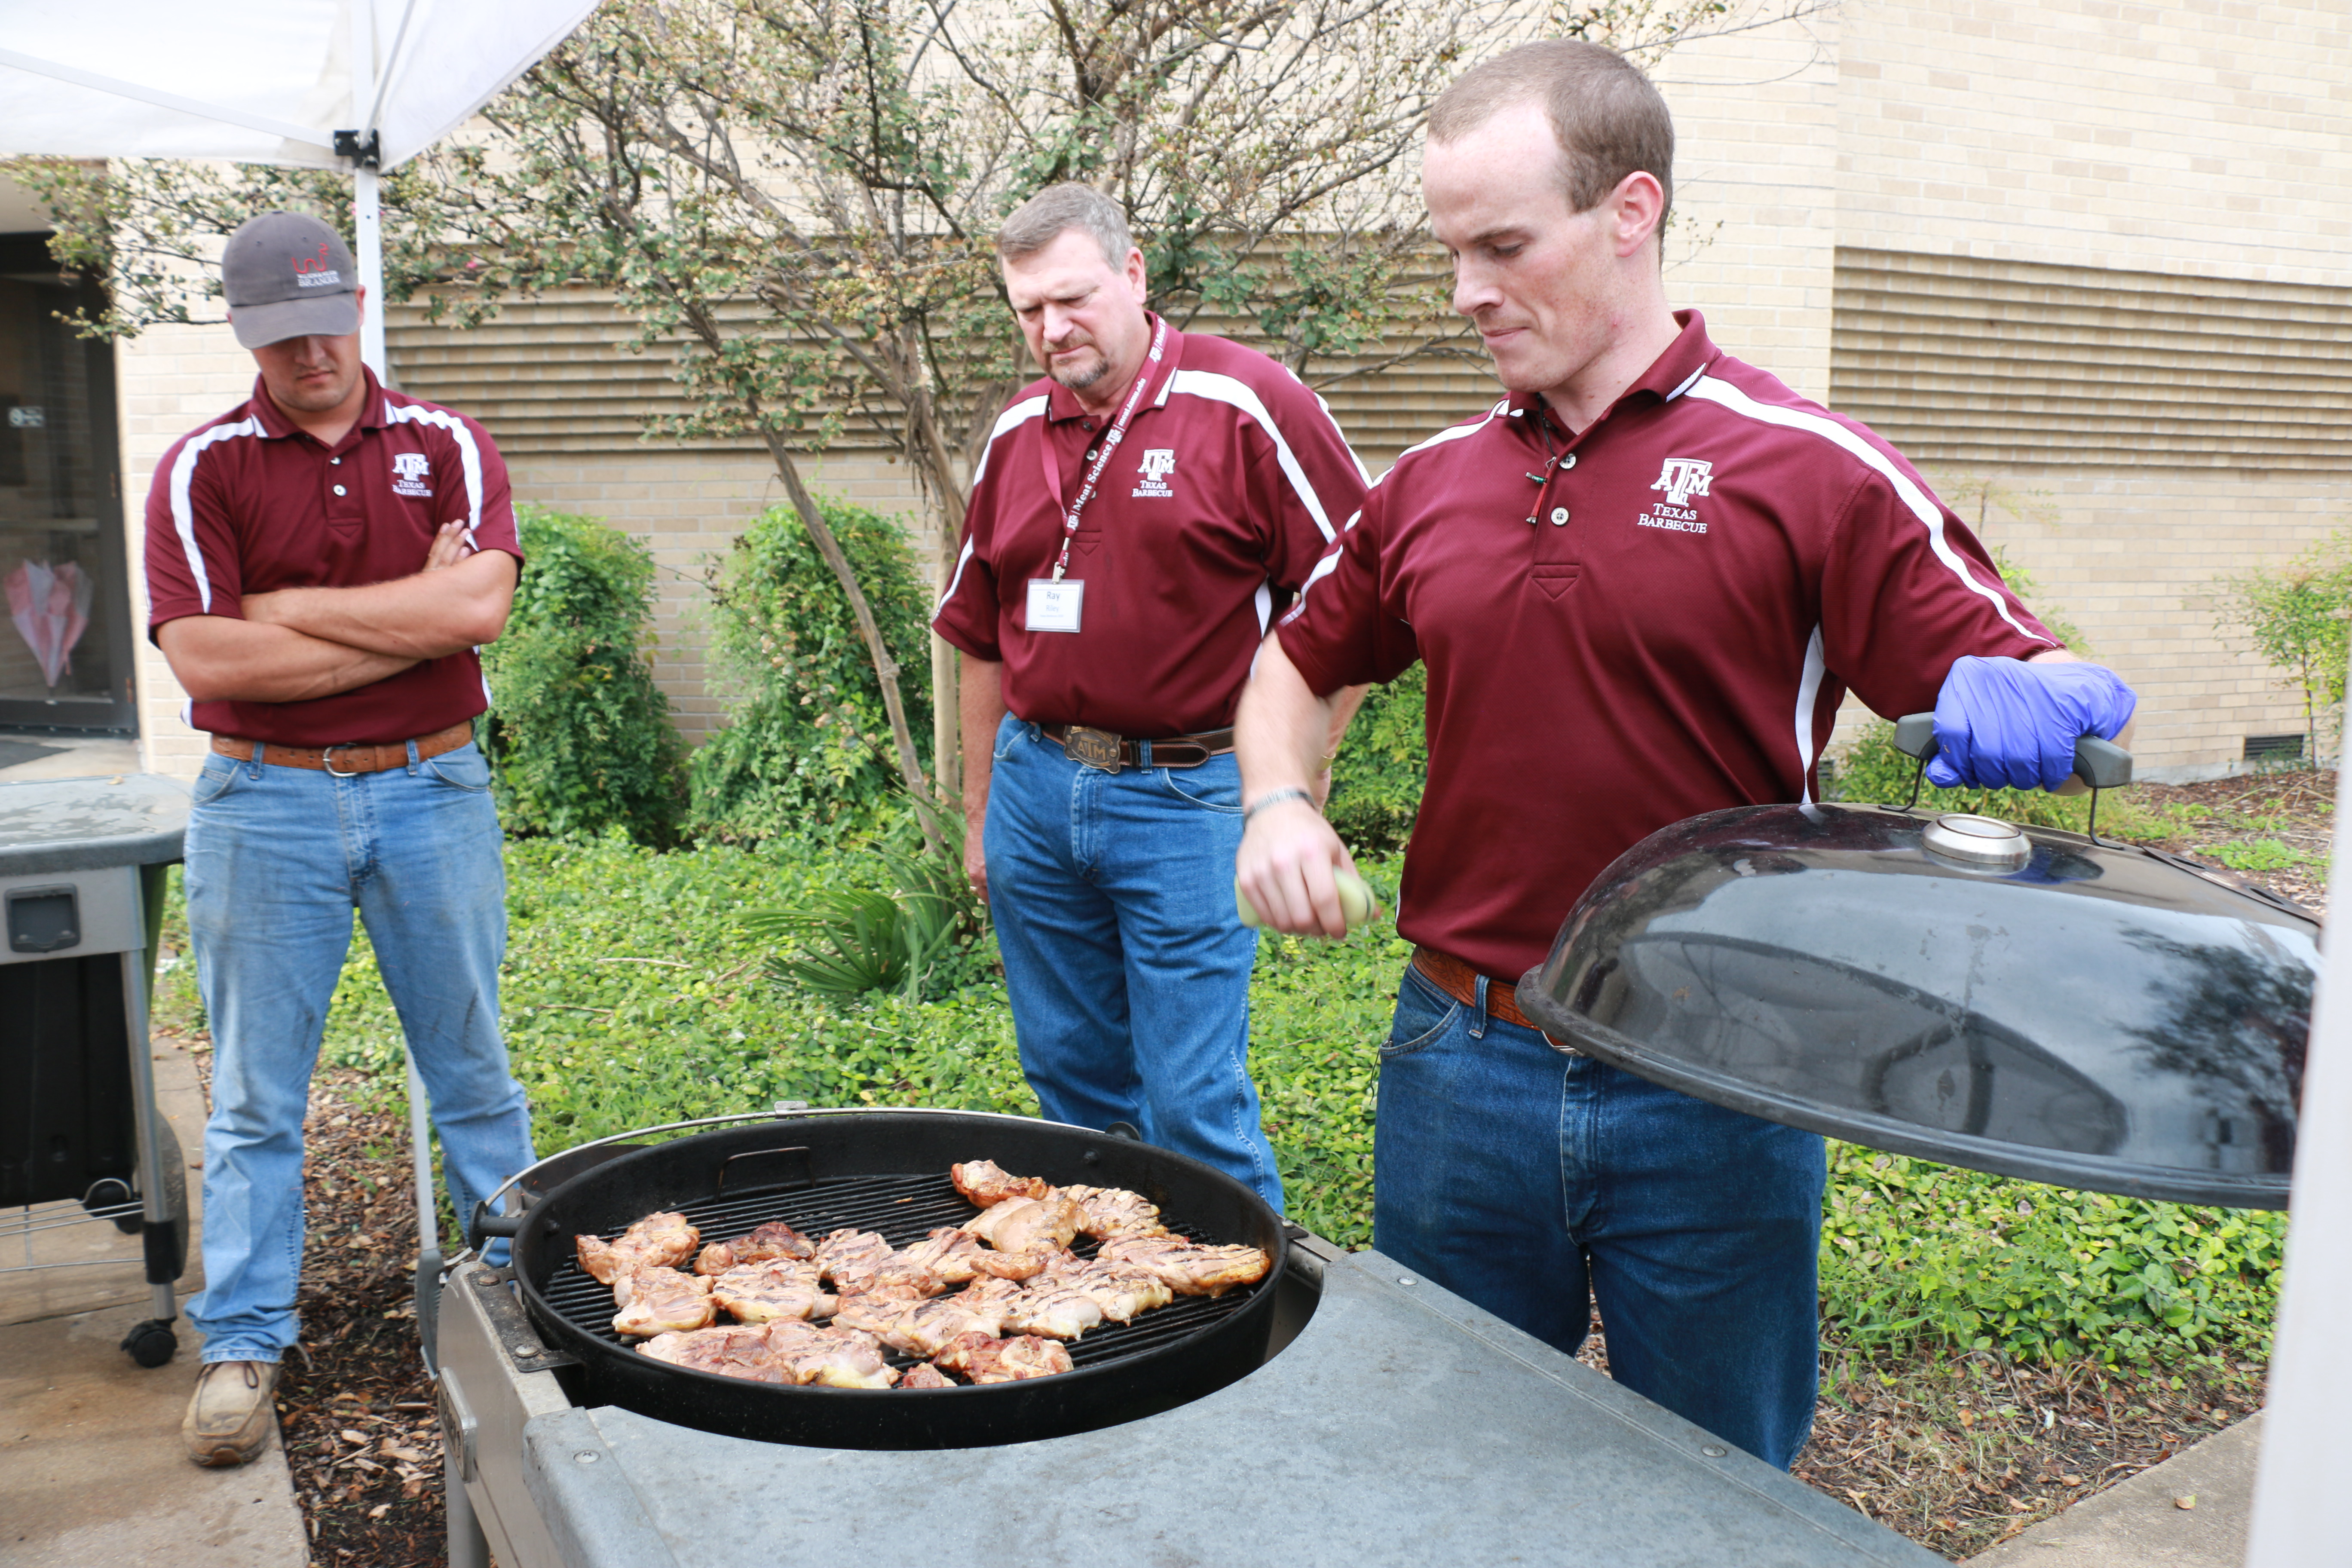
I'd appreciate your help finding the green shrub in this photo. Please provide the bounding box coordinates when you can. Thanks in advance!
[746,811,995,1002]
[1325,665,1427,854]
[688,498,935,842]
[480,505,684,843]
[2208,530,2352,765]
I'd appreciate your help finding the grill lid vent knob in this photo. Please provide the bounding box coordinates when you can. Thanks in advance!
[1921,812,2030,870]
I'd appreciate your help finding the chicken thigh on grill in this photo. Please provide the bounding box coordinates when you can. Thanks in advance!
[900,1227,1050,1284]
[1059,1184,1171,1241]
[577,1211,699,1285]
[695,1219,816,1275]
[761,1320,901,1389]
[1096,1236,1272,1297]
[709,1259,837,1324]
[1041,1256,1176,1323]
[611,1266,718,1337]
[833,1292,1014,1357]
[899,1362,956,1389]
[950,1159,1051,1207]
[932,1331,1075,1384]
[637,1323,794,1383]
[962,1194,1085,1256]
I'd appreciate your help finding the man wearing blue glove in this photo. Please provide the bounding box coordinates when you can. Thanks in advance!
[1929,654,2136,791]
[1235,39,2138,1473]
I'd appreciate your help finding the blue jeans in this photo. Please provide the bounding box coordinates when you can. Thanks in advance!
[1375,965,1825,1467]
[182,740,535,1364]
[983,716,1282,1209]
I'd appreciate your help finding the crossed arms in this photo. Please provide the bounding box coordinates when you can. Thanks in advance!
[157,521,518,704]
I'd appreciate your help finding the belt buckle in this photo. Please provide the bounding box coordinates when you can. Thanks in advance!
[1062,726,1124,772]
[322,743,364,778]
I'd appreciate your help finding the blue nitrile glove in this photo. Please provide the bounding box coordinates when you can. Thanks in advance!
[1926,655,2137,791]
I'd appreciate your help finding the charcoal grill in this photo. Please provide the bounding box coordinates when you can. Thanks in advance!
[472,1108,1287,1450]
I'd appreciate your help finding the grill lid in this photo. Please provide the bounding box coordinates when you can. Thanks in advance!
[1516,792,2315,1210]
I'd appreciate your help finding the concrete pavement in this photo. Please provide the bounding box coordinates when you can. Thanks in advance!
[0,1025,309,1567]
[1968,1414,2262,1568]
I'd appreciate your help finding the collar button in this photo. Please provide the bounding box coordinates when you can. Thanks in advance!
[1561,453,1576,470]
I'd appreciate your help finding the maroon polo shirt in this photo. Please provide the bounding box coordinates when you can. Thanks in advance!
[144,368,520,746]
[1278,311,2058,981]
[933,318,1370,737]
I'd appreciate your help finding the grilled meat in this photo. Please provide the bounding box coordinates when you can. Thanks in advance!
[637,1323,794,1383]
[834,1292,1014,1357]
[694,1219,816,1275]
[611,1266,717,1337]
[709,1259,837,1324]
[963,1194,1084,1255]
[1096,1236,1272,1297]
[999,1283,1106,1340]
[899,1362,956,1390]
[1041,1256,1175,1323]
[761,1320,900,1389]
[577,1211,699,1284]
[1059,1184,1171,1241]
[933,1331,1075,1384]
[950,1159,1051,1207]
[900,1227,1050,1284]
[813,1229,897,1284]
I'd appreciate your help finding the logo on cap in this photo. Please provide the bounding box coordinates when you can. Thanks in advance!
[292,244,343,288]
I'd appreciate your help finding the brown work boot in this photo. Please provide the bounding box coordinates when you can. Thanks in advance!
[182,1359,279,1467]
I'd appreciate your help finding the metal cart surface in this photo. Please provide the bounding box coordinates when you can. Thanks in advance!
[0,771,191,1366]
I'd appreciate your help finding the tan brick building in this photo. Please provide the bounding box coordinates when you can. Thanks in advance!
[4,0,2346,782]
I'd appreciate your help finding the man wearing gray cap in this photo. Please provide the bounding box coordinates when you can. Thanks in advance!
[144,210,536,1467]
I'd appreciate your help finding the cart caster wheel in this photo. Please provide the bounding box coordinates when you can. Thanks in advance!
[121,1320,178,1368]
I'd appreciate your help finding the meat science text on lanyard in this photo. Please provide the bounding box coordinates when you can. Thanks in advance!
[1027,316,1170,635]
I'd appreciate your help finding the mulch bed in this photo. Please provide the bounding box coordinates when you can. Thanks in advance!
[168,767,2325,1566]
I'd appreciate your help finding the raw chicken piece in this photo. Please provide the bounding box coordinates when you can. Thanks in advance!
[963,1195,1084,1256]
[951,1159,1050,1207]
[710,1259,836,1324]
[999,1283,1105,1341]
[1059,1184,1171,1241]
[900,1227,1049,1284]
[762,1320,900,1389]
[1041,1256,1174,1323]
[576,1211,699,1284]
[833,1292,1013,1357]
[900,1362,956,1390]
[637,1324,794,1383]
[833,1255,948,1302]
[813,1229,897,1286]
[611,1267,717,1337]
[1097,1236,1272,1298]
[695,1219,816,1275]
[933,1331,1074,1384]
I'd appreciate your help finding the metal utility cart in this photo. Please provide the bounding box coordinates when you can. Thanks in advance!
[0,772,191,1366]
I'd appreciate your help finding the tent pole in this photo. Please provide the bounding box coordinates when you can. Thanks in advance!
[2245,725,2352,1565]
[355,162,387,380]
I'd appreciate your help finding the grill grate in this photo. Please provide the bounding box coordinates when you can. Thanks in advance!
[539,1172,1263,1376]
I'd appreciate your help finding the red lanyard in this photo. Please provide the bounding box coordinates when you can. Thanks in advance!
[1039,316,1170,582]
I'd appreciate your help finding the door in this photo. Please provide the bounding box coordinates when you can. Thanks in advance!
[0,233,137,732]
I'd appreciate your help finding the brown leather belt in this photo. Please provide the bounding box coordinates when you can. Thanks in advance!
[1411,945,1574,1049]
[1040,723,1234,772]
[210,720,475,775]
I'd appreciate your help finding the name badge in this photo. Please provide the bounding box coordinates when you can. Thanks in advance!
[1027,578,1084,634]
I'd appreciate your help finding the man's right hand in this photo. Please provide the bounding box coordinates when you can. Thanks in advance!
[1236,797,1360,937]
[963,817,989,904]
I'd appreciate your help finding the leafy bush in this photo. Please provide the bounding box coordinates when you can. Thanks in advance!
[480,505,684,843]
[745,812,993,1001]
[2208,530,2352,764]
[1821,1145,2284,1363]
[688,498,935,842]
[1325,665,1426,854]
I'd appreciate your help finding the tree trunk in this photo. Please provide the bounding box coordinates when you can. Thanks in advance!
[755,428,944,857]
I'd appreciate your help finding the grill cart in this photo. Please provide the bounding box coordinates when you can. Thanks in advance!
[0,772,191,1367]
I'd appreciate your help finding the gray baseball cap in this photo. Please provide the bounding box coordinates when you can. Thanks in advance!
[222,211,361,349]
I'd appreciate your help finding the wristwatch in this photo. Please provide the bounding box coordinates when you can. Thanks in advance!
[1244,787,1319,822]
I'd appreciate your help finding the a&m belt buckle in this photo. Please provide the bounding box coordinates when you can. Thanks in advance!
[1063,726,1124,772]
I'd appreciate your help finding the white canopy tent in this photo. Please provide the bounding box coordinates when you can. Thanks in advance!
[0,0,597,374]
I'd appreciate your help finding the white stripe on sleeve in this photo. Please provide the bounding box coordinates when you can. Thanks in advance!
[934,535,978,621]
[968,396,1048,493]
[1683,376,2052,645]
[1167,369,1341,542]
[167,417,261,613]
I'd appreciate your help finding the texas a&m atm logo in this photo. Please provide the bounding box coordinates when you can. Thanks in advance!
[1639,456,1712,535]
[1132,448,1176,499]
[392,451,433,497]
